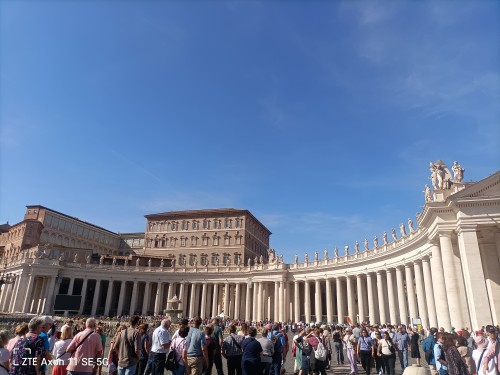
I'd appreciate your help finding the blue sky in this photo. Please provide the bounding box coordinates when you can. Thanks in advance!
[1,1,499,262]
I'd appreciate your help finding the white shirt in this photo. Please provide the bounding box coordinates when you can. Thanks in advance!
[472,348,495,375]
[151,325,170,353]
[52,339,72,365]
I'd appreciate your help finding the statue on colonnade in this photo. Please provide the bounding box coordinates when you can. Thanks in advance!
[452,161,464,183]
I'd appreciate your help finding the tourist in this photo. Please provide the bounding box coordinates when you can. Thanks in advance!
[422,328,437,370]
[241,327,262,375]
[39,316,53,375]
[238,323,249,338]
[372,331,384,375]
[66,318,102,375]
[10,317,48,375]
[136,324,151,375]
[308,327,327,375]
[150,319,172,375]
[393,326,410,370]
[442,333,470,375]
[482,325,499,375]
[222,325,244,375]
[377,331,396,375]
[183,317,207,375]
[170,326,189,375]
[210,318,224,375]
[456,336,473,375]
[6,323,28,352]
[108,325,127,375]
[292,328,303,375]
[270,324,286,375]
[434,332,448,375]
[113,316,142,375]
[408,327,421,366]
[295,328,313,375]
[172,319,190,340]
[472,336,494,375]
[0,330,10,375]
[344,328,358,375]
[332,326,344,365]
[204,325,217,375]
[51,325,73,375]
[357,329,374,375]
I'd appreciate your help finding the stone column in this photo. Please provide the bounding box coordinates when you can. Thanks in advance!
[252,282,258,321]
[294,281,301,322]
[336,278,345,324]
[116,281,127,316]
[77,278,88,315]
[284,281,290,322]
[189,283,197,318]
[154,283,164,315]
[366,273,376,324]
[274,281,280,322]
[405,264,418,323]
[396,267,408,325]
[21,274,35,313]
[480,236,500,326]
[315,280,322,323]
[346,276,356,324]
[421,258,437,328]
[413,261,429,328]
[68,278,75,295]
[304,280,311,323]
[245,283,251,321]
[179,283,187,317]
[457,227,493,330]
[104,281,114,316]
[234,283,241,320]
[44,276,58,314]
[256,282,262,321]
[212,284,219,318]
[356,275,366,323]
[224,282,230,317]
[429,244,452,329]
[386,269,397,324]
[38,277,48,313]
[142,282,151,315]
[200,283,208,318]
[376,271,387,324]
[279,281,285,322]
[9,276,22,312]
[439,232,465,328]
[91,279,102,316]
[326,279,333,324]
[129,281,138,315]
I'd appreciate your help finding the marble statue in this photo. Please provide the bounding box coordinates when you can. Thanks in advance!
[364,239,369,251]
[344,245,349,255]
[408,218,414,233]
[383,232,388,245]
[323,249,328,259]
[86,254,91,264]
[334,247,339,257]
[314,251,319,262]
[452,161,464,183]
[136,258,140,267]
[215,258,218,266]
[430,162,446,189]
[399,223,406,237]
[99,255,104,265]
[194,258,198,267]
[259,255,264,264]
[373,236,379,248]
[255,255,259,265]
[304,253,308,263]
[294,254,298,264]
[236,256,241,266]
[148,258,152,267]
[354,241,359,253]
[247,258,251,267]
[279,255,283,264]
[112,257,116,265]
[424,184,432,203]
[160,258,164,268]
[391,228,397,241]
[73,253,79,263]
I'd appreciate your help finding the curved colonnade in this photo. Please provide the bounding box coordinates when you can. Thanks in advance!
[1,172,499,332]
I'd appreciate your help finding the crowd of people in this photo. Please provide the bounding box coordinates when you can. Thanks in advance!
[0,314,498,375]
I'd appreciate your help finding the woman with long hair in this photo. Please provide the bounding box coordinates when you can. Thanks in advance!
[442,333,470,375]
[377,331,396,375]
[108,324,126,375]
[51,325,73,375]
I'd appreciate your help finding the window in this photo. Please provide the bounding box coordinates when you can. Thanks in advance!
[202,234,209,246]
[200,254,207,266]
[214,220,221,229]
[222,254,229,265]
[236,218,242,228]
[180,237,186,247]
[171,222,177,231]
[191,236,198,246]
[224,233,230,246]
[213,235,219,246]
[211,255,218,265]
[203,220,210,229]
[189,255,196,266]
[224,219,232,229]
[234,254,240,264]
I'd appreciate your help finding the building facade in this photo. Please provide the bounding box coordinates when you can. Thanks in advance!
[0,163,499,331]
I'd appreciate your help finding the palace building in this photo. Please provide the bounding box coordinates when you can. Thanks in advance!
[0,162,499,331]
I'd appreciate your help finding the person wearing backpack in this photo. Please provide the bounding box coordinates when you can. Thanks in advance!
[269,324,286,375]
[306,327,327,375]
[9,317,48,375]
[423,328,437,371]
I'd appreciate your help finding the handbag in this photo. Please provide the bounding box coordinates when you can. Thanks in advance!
[165,349,179,371]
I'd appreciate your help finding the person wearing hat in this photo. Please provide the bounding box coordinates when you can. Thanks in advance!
[482,326,499,375]
[472,336,494,375]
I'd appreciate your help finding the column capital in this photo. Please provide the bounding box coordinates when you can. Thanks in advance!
[456,224,478,236]
[438,231,454,238]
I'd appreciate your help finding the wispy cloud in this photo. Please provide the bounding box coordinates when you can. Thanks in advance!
[108,149,163,184]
